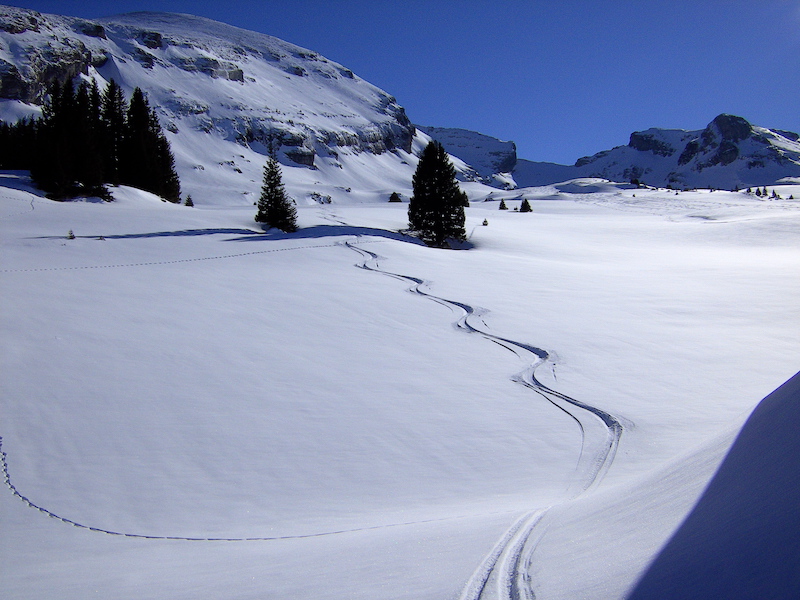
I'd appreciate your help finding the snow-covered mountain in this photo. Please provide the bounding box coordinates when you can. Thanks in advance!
[0,5,418,204]
[421,115,800,191]
[515,114,800,190]
[415,125,518,189]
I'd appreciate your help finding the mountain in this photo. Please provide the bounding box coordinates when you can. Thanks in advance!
[516,114,800,190]
[0,5,418,204]
[414,125,518,189]
[422,116,800,191]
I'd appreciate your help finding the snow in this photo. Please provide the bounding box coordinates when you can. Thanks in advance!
[628,371,800,599]
[2,166,799,598]
[2,7,800,597]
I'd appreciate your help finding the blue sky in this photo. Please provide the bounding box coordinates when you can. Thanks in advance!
[7,0,800,164]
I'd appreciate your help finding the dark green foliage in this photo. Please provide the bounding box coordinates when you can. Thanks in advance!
[184,195,194,207]
[4,79,179,202]
[519,198,532,212]
[256,154,297,232]
[121,87,181,202]
[388,191,402,202]
[499,199,508,210]
[408,141,467,246]
[101,79,126,185]
[0,117,38,170]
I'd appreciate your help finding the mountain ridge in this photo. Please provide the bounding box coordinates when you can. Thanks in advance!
[1,5,798,198]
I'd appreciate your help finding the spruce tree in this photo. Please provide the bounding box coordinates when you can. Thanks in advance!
[408,141,467,246]
[121,87,181,202]
[520,198,532,212]
[101,79,126,185]
[499,199,508,210]
[256,153,297,232]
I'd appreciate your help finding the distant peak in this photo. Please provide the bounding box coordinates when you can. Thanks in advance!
[708,114,752,142]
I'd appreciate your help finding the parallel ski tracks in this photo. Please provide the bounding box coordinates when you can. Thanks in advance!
[1,208,627,597]
[343,237,627,600]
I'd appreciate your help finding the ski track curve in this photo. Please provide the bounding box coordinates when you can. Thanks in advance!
[341,236,627,600]
[1,202,627,596]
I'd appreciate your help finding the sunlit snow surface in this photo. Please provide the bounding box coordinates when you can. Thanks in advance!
[1,172,799,599]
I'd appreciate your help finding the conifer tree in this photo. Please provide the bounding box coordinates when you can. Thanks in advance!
[499,199,508,210]
[408,141,467,246]
[520,198,532,212]
[101,79,126,185]
[121,87,181,202]
[256,152,297,232]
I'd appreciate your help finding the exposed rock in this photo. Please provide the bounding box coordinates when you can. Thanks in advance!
[710,113,752,143]
[78,22,106,38]
[629,131,676,156]
[137,30,163,49]
[0,7,41,33]
[678,140,700,166]
[515,114,800,189]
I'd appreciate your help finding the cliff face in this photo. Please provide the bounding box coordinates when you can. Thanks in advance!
[565,114,800,189]
[0,6,415,167]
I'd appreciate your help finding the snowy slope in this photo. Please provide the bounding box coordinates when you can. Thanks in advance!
[628,371,800,599]
[514,114,800,189]
[0,5,418,204]
[2,170,799,598]
[416,125,518,188]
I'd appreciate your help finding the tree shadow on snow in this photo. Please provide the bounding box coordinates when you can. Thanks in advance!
[224,224,429,246]
[227,224,474,249]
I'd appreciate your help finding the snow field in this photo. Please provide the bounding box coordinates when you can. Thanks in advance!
[2,175,799,599]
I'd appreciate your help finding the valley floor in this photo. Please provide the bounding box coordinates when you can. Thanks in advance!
[1,174,799,599]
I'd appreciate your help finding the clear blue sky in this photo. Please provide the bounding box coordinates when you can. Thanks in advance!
[7,0,800,164]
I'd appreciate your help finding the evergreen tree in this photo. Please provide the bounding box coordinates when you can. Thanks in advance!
[389,191,402,202]
[408,141,467,246]
[519,198,532,212]
[256,153,297,232]
[499,199,508,210]
[101,79,126,185]
[120,87,181,202]
[73,80,106,195]
[31,80,80,197]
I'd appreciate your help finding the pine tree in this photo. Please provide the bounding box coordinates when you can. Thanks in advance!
[120,87,181,202]
[101,79,126,185]
[389,191,402,202]
[520,198,532,212]
[74,80,106,196]
[256,153,297,232]
[499,199,508,210]
[31,80,79,197]
[408,141,467,246]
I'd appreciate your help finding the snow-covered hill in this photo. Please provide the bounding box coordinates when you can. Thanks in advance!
[420,115,800,191]
[415,126,518,189]
[514,114,800,190]
[2,173,799,599]
[0,5,418,205]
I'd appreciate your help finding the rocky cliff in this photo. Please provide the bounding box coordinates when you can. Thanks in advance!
[0,6,415,170]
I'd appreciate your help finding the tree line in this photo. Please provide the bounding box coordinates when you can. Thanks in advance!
[0,79,180,202]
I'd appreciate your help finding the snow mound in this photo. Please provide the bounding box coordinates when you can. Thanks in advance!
[629,371,800,599]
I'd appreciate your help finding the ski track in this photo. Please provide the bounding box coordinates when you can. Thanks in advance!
[1,204,627,598]
[0,434,520,541]
[341,234,627,600]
